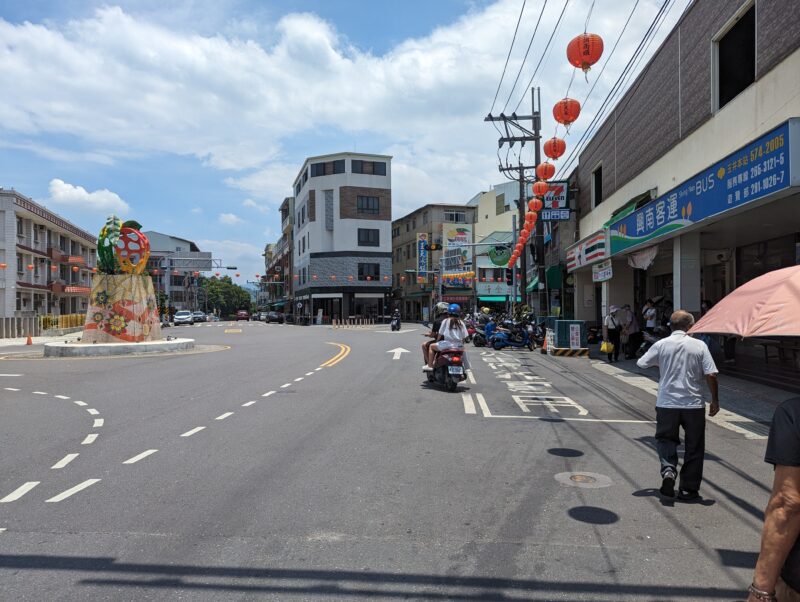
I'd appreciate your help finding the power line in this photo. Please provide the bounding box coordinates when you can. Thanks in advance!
[490,0,527,114]
[511,0,570,114]
[501,0,551,113]
[554,0,673,177]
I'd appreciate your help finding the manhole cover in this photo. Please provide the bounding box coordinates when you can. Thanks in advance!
[555,472,613,489]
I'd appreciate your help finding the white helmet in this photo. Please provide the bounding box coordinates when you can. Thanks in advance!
[435,302,449,316]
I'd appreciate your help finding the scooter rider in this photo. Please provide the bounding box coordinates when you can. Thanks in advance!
[426,303,469,370]
[422,302,449,370]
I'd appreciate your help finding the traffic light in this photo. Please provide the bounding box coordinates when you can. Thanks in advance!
[424,243,442,251]
[505,268,513,285]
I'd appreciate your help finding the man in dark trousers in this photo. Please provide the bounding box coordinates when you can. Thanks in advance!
[637,310,720,501]
[747,396,800,602]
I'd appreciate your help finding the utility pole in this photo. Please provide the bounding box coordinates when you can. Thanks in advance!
[485,87,541,310]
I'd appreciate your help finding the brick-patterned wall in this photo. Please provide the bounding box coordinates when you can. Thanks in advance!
[308,190,316,222]
[294,255,392,292]
[576,0,797,218]
[339,186,392,221]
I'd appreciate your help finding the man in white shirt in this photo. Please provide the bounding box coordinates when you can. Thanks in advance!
[637,310,720,501]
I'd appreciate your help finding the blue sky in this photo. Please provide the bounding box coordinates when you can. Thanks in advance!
[0,0,686,280]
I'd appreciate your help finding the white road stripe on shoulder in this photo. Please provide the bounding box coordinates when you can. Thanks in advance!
[475,393,492,418]
[294,377,304,382]
[262,391,276,397]
[315,367,323,371]
[280,383,291,388]
[81,434,98,445]
[0,528,6,534]
[0,374,22,376]
[4,388,20,392]
[46,479,101,502]
[180,426,205,437]
[73,401,87,406]
[466,370,476,385]
[0,482,40,503]
[51,453,79,469]
[242,401,257,407]
[33,391,47,395]
[305,372,314,376]
[54,395,70,400]
[86,408,99,415]
[123,449,158,465]
[461,393,477,415]
[215,412,233,420]
[93,419,104,428]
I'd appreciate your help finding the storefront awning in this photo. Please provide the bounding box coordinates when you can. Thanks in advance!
[479,295,521,302]
[270,301,287,308]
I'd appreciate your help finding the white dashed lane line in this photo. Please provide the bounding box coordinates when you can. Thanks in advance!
[122,449,158,465]
[4,387,20,392]
[215,412,233,421]
[51,453,79,470]
[93,419,104,428]
[0,528,6,534]
[81,434,98,445]
[294,377,304,382]
[0,374,22,377]
[45,479,101,502]
[280,383,291,389]
[262,391,276,397]
[86,408,99,415]
[32,391,47,395]
[73,401,87,407]
[180,427,205,437]
[0,482,40,503]
[305,372,314,376]
[242,401,257,407]
[54,395,70,400]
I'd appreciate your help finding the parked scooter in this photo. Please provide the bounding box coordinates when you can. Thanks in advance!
[390,312,401,331]
[472,327,487,347]
[490,321,534,351]
[425,348,468,392]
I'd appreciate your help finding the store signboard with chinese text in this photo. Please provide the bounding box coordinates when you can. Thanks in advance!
[441,223,473,287]
[610,120,799,255]
[416,233,429,275]
[541,209,571,221]
[592,259,613,283]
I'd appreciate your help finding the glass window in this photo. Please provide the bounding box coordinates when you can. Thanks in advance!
[357,195,380,214]
[352,160,386,175]
[358,263,380,280]
[443,210,466,223]
[716,5,755,110]
[592,165,603,207]
[358,229,379,247]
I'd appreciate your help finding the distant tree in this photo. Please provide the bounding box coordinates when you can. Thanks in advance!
[200,276,252,317]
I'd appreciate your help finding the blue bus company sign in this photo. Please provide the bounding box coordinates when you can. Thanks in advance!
[609,119,799,255]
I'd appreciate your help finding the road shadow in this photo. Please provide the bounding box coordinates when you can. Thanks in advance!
[0,554,744,600]
[632,488,716,508]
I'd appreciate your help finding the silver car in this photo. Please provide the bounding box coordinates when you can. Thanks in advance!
[174,310,194,325]
[192,311,206,323]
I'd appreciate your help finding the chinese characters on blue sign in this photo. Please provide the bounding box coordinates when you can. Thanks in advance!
[610,121,795,255]
[541,209,571,221]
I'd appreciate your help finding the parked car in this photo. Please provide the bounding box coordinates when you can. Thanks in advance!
[174,310,194,325]
[191,311,206,323]
[266,311,284,324]
[236,310,250,321]
[210,315,221,322]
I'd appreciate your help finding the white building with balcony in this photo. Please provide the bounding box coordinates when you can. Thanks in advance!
[0,188,97,318]
[291,152,392,321]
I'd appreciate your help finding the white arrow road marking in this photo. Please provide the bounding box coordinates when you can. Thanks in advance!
[0,482,40,503]
[46,479,101,502]
[181,426,205,437]
[387,347,410,360]
[123,449,158,465]
[51,453,79,469]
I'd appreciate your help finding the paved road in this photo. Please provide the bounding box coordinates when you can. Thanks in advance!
[0,321,772,600]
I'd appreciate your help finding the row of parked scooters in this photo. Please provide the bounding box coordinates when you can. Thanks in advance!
[467,313,546,351]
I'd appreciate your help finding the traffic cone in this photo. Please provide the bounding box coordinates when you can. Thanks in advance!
[540,334,547,354]
[26,333,32,346]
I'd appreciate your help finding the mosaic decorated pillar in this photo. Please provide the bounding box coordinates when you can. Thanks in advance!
[80,215,163,344]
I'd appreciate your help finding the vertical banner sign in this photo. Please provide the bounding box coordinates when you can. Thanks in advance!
[416,233,429,276]
[442,223,473,287]
[569,323,581,349]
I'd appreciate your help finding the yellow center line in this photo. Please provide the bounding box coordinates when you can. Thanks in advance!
[321,343,351,367]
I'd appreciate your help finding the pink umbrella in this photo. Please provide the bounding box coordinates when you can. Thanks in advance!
[689,265,800,337]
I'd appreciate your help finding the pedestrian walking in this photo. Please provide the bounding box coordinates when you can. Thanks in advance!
[643,299,657,334]
[747,396,800,602]
[622,304,642,359]
[603,305,621,363]
[637,310,720,501]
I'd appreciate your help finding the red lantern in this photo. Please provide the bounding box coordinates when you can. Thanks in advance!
[215,272,220,277]
[0,263,6,269]
[400,275,405,282]
[366,276,372,281]
[50,265,58,272]
[330,275,336,280]
[536,162,555,181]
[193,271,200,277]
[553,98,581,125]
[529,198,543,212]
[529,212,539,225]
[293,274,299,280]
[27,264,34,271]
[312,274,318,280]
[234,273,240,277]
[567,33,604,72]
[544,137,566,160]
[383,275,389,281]
[525,211,536,224]
[91,267,97,273]
[532,181,549,197]
[151,268,159,275]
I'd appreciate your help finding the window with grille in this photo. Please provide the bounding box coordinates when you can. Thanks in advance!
[358,228,380,247]
[358,263,380,281]
[357,195,379,214]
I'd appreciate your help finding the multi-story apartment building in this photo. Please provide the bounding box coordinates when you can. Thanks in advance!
[292,153,392,321]
[566,0,800,326]
[143,231,212,311]
[261,196,295,312]
[392,203,476,321]
[0,188,96,318]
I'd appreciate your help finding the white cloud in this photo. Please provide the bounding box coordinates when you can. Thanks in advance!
[190,206,203,214]
[197,238,265,280]
[0,1,687,209]
[47,178,130,214]
[218,212,243,225]
[242,198,270,213]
